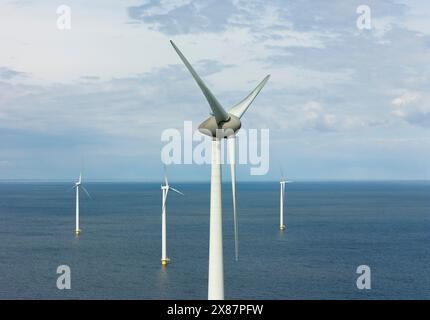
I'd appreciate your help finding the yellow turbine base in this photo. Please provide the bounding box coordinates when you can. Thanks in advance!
[75,229,81,236]
[161,259,168,266]
[280,225,286,231]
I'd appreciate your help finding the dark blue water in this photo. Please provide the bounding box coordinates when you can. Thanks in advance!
[0,181,429,299]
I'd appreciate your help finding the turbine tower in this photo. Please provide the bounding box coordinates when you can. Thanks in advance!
[73,172,91,236]
[279,169,292,231]
[170,40,270,300]
[161,166,184,267]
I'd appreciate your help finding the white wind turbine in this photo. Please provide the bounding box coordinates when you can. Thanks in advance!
[161,167,184,266]
[73,172,91,236]
[279,169,292,231]
[170,40,270,300]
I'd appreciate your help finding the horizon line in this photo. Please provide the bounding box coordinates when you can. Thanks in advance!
[1,179,429,183]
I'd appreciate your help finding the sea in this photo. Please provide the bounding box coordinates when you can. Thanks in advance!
[0,181,429,299]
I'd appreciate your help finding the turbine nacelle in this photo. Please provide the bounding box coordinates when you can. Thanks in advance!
[162,165,184,196]
[280,180,293,185]
[75,173,82,187]
[73,173,91,198]
[198,114,241,138]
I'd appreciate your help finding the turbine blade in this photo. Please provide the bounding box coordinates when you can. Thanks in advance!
[280,166,285,182]
[169,187,184,196]
[163,164,168,187]
[170,40,229,124]
[81,186,91,199]
[228,136,239,261]
[229,75,270,119]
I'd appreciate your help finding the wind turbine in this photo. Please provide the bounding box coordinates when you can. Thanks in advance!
[161,166,184,266]
[170,40,270,300]
[73,172,91,236]
[279,169,292,231]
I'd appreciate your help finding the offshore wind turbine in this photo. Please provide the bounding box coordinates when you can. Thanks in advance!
[170,40,270,300]
[161,167,184,267]
[279,169,292,231]
[73,173,91,236]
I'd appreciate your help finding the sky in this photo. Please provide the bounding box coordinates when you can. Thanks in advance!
[0,0,429,181]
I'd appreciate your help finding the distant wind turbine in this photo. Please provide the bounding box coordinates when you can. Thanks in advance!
[170,40,270,300]
[279,168,292,231]
[161,166,184,267]
[73,172,91,236]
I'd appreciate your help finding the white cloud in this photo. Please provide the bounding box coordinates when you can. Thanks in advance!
[245,100,382,134]
[300,101,380,132]
[391,90,430,127]
[397,0,430,36]
[372,16,396,41]
[142,0,193,16]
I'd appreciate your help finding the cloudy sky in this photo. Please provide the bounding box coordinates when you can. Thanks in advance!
[0,0,429,181]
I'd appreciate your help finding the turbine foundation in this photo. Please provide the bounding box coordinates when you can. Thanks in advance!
[161,258,169,267]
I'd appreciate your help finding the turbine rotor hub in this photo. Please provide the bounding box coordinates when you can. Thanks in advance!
[198,114,241,138]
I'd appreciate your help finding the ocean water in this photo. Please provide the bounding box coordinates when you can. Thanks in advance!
[0,181,429,300]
